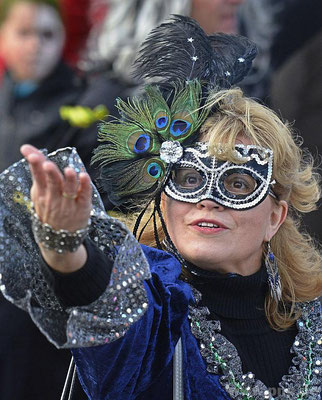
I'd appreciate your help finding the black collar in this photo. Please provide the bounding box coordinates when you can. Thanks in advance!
[187,263,268,319]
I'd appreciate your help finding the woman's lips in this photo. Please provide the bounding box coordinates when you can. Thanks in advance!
[190,219,228,234]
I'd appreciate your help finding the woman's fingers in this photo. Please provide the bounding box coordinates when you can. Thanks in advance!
[42,163,92,231]
[20,144,45,160]
[62,167,79,200]
[44,161,64,196]
[78,172,92,205]
[24,153,48,197]
[21,144,93,231]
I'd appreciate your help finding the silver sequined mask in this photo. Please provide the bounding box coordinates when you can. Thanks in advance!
[164,142,275,210]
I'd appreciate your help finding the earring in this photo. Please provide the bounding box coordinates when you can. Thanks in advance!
[265,242,282,302]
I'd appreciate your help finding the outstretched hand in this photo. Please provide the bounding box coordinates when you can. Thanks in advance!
[20,144,93,272]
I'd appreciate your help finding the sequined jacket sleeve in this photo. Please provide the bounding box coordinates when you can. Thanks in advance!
[0,148,152,348]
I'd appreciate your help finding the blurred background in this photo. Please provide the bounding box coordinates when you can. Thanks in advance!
[0,0,320,398]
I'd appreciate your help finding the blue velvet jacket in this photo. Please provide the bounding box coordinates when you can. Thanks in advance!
[72,246,231,400]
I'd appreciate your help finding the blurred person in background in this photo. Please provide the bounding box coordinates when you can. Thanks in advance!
[0,0,109,176]
[82,0,245,97]
[190,0,244,34]
[0,0,89,398]
[269,0,322,241]
[237,0,283,103]
[0,0,95,77]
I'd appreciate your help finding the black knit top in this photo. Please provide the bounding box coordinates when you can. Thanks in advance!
[188,264,297,390]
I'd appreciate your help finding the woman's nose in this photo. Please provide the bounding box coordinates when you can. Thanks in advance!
[196,199,225,211]
[27,32,41,52]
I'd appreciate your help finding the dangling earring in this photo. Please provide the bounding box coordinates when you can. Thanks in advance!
[265,242,282,302]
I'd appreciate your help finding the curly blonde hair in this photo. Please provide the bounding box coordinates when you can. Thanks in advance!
[125,87,322,330]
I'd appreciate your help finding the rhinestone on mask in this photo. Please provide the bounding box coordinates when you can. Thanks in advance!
[160,140,183,164]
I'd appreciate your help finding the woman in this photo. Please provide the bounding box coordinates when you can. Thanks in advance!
[0,16,321,400]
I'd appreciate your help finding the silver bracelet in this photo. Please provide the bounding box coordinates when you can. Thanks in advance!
[31,211,90,254]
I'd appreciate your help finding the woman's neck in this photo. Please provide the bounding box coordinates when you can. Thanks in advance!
[190,253,263,277]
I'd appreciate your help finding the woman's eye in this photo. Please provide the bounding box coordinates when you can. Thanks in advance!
[184,175,199,186]
[232,180,248,189]
[174,169,203,188]
[41,30,55,40]
[224,173,257,194]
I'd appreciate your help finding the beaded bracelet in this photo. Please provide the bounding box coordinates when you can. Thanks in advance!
[31,211,91,254]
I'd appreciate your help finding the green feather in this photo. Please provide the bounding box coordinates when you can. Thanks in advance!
[169,80,210,142]
[99,158,165,204]
[144,85,171,136]
[92,94,163,167]
[92,80,211,204]
[115,96,155,132]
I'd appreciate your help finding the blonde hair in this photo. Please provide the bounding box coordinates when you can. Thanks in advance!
[124,87,322,330]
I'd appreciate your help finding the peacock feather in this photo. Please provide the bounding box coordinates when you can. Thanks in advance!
[92,81,211,205]
[169,80,209,142]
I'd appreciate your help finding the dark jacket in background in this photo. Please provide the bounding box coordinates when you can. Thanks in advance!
[269,0,322,241]
[0,294,88,400]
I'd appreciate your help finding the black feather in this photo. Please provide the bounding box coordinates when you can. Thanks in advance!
[207,33,257,87]
[135,15,213,84]
[134,15,257,89]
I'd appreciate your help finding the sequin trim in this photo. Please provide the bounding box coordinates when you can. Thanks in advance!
[189,287,321,399]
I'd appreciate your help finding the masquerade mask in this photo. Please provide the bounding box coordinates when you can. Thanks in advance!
[165,142,275,210]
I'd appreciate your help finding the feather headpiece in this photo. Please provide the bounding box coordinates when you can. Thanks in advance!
[135,15,257,89]
[92,15,257,206]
